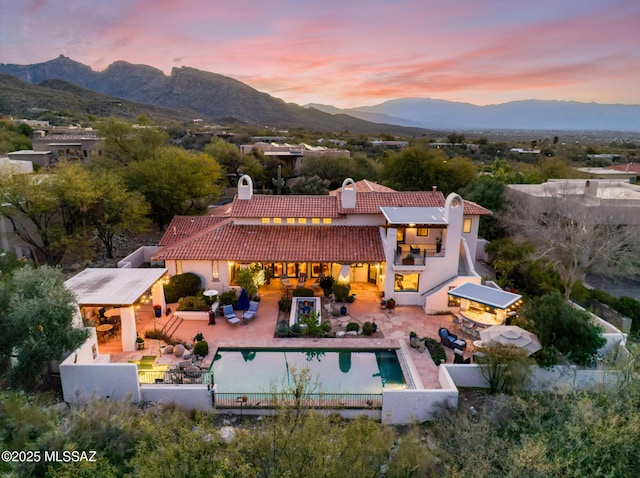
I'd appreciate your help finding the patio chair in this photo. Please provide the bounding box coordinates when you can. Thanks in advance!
[223,305,240,325]
[438,327,467,351]
[296,273,307,288]
[243,301,259,320]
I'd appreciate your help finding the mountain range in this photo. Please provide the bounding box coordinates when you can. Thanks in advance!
[306,98,640,132]
[0,55,429,134]
[1,55,639,132]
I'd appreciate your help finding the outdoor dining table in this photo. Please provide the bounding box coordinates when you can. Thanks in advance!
[460,310,503,328]
[96,323,113,342]
[104,308,121,318]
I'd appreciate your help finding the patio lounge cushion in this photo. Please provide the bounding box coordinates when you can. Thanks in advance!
[243,301,259,320]
[439,327,467,351]
[223,304,240,324]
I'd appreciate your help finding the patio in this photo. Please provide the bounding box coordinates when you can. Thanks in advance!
[98,280,481,389]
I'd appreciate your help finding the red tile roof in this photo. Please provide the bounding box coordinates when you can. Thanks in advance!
[159,216,230,247]
[608,163,640,175]
[226,195,340,218]
[330,179,397,194]
[153,224,385,263]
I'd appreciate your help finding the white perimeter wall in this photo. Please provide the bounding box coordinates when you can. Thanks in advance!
[141,384,214,411]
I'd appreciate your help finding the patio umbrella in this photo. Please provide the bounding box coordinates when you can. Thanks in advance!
[237,288,250,311]
[479,325,542,356]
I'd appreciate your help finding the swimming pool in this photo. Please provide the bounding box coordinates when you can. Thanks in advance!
[211,348,406,394]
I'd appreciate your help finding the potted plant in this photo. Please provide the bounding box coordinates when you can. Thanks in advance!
[387,298,396,310]
[318,275,335,297]
[402,253,415,265]
[194,332,204,342]
[153,305,162,317]
[136,334,145,350]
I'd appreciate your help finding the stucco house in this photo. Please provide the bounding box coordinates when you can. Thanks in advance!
[152,176,491,311]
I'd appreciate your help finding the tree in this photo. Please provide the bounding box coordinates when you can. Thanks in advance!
[123,146,224,226]
[0,170,68,264]
[518,291,606,365]
[460,175,506,240]
[203,137,242,178]
[380,146,476,194]
[88,169,151,258]
[0,266,88,391]
[297,156,355,189]
[504,188,640,299]
[290,175,330,195]
[96,118,168,166]
[475,343,534,394]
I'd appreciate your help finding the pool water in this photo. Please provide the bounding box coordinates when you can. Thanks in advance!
[211,348,406,394]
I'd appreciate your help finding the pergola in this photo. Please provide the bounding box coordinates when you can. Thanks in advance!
[65,268,168,352]
[448,282,522,323]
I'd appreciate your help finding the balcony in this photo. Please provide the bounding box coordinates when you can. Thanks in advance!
[394,244,444,266]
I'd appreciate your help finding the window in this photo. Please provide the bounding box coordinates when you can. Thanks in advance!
[286,218,295,224]
[311,218,320,224]
[298,218,307,224]
[323,218,332,224]
[396,228,405,243]
[273,218,282,224]
[417,227,429,236]
[394,273,419,292]
[211,261,219,280]
[463,218,472,233]
[261,217,271,224]
[176,260,183,275]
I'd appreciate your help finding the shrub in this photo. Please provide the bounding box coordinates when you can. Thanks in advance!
[275,320,290,337]
[278,297,292,312]
[163,272,202,303]
[475,343,535,394]
[518,291,606,365]
[346,322,359,333]
[424,338,446,365]
[362,321,373,336]
[290,322,302,336]
[218,290,238,307]
[318,275,335,294]
[234,267,258,298]
[176,295,208,311]
[143,329,184,347]
[333,282,351,302]
[292,288,314,297]
[192,340,209,357]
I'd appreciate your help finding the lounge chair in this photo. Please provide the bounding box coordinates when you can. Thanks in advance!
[223,305,240,325]
[243,301,259,320]
[438,327,467,351]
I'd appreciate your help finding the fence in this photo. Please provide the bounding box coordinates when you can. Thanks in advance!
[138,369,214,385]
[214,392,382,409]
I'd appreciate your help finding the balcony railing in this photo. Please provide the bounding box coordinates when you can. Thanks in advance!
[138,369,214,385]
[394,248,444,265]
[214,392,383,409]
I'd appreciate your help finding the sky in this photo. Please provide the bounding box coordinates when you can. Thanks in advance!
[1,0,639,108]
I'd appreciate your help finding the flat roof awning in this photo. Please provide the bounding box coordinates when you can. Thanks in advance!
[65,268,168,306]
[448,282,522,309]
[380,207,447,226]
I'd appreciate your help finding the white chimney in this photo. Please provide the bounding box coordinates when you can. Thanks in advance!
[341,178,356,209]
[238,175,253,200]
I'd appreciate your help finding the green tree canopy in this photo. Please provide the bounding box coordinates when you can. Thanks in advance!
[460,175,506,240]
[123,146,224,226]
[290,175,330,195]
[96,118,168,166]
[380,146,476,194]
[0,266,88,391]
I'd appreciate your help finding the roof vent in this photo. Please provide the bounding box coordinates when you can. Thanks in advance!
[432,186,437,191]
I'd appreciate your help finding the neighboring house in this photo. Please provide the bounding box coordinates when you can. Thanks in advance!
[508,179,640,226]
[576,167,637,183]
[240,142,350,173]
[606,162,640,184]
[30,130,103,167]
[152,177,491,311]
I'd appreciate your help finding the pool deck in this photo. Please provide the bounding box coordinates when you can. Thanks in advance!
[100,281,480,389]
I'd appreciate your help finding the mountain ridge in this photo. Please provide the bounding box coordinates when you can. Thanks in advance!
[306,97,640,132]
[0,56,431,134]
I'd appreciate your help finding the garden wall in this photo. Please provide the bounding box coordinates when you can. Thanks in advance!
[141,384,214,411]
